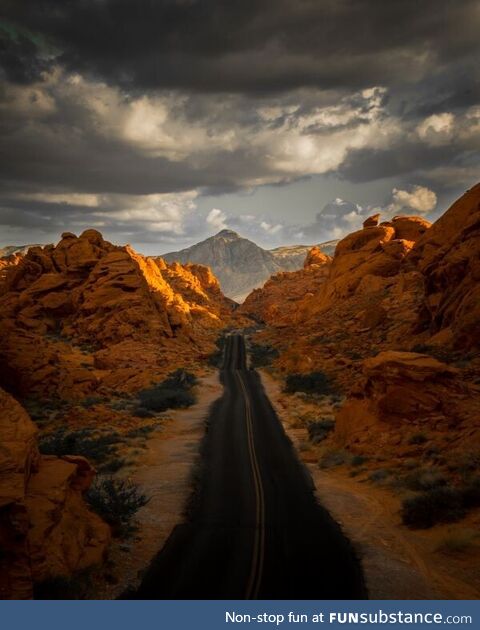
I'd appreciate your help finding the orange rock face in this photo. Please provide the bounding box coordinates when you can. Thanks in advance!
[0,229,234,399]
[408,184,480,349]
[240,247,331,325]
[0,387,110,599]
[334,351,480,454]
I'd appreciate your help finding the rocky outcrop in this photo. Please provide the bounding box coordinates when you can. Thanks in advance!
[408,183,480,349]
[242,186,479,392]
[0,388,110,599]
[303,246,330,268]
[0,229,234,398]
[362,213,380,228]
[334,351,480,453]
[240,247,331,325]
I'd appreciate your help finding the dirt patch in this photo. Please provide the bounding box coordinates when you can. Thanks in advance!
[259,369,480,600]
[94,371,223,598]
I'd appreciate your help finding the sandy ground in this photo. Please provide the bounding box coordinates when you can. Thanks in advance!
[259,369,480,600]
[95,371,222,599]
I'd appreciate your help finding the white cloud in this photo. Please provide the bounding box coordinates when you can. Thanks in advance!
[92,191,198,234]
[416,113,455,146]
[260,221,283,234]
[206,208,228,230]
[387,185,437,215]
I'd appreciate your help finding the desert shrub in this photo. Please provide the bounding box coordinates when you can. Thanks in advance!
[207,336,226,367]
[436,530,477,554]
[125,425,156,439]
[249,343,279,368]
[369,468,390,483]
[138,388,194,412]
[137,369,196,412]
[401,487,465,529]
[307,419,335,444]
[86,477,150,536]
[462,476,480,509]
[39,427,123,464]
[98,457,128,474]
[351,454,369,467]
[448,451,480,477]
[132,407,155,418]
[81,396,104,409]
[285,371,336,396]
[408,432,428,445]
[349,468,367,478]
[401,467,446,492]
[319,448,348,469]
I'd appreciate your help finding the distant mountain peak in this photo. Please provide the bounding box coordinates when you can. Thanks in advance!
[215,229,240,239]
[162,231,336,302]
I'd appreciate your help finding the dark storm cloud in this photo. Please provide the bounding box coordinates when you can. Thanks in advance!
[2,0,479,94]
[0,0,479,249]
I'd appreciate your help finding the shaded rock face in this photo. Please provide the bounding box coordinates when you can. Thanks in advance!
[239,247,331,325]
[0,388,110,599]
[408,184,480,349]
[0,229,234,399]
[162,230,335,302]
[335,351,480,454]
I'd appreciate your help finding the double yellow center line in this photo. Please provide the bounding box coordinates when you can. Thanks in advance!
[235,370,266,600]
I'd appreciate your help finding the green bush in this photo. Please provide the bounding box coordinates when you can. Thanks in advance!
[285,371,336,396]
[138,369,197,412]
[39,427,123,464]
[86,477,150,536]
[401,487,465,529]
[307,419,335,444]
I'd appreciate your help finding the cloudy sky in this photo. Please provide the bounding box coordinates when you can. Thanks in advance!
[0,0,479,254]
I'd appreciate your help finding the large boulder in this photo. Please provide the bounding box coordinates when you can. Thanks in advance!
[0,230,234,399]
[0,388,110,599]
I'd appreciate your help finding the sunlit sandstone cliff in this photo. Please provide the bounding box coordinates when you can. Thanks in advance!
[0,229,234,399]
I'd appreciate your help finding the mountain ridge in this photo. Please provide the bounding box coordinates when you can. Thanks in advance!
[162,230,336,302]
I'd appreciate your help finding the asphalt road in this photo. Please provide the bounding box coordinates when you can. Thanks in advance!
[131,334,366,599]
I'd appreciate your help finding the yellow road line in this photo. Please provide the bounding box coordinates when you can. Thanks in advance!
[236,370,266,599]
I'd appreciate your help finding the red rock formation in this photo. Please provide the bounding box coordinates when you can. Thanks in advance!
[241,186,479,390]
[240,247,331,325]
[335,351,480,454]
[362,213,380,228]
[408,183,480,349]
[0,388,110,599]
[0,229,234,398]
